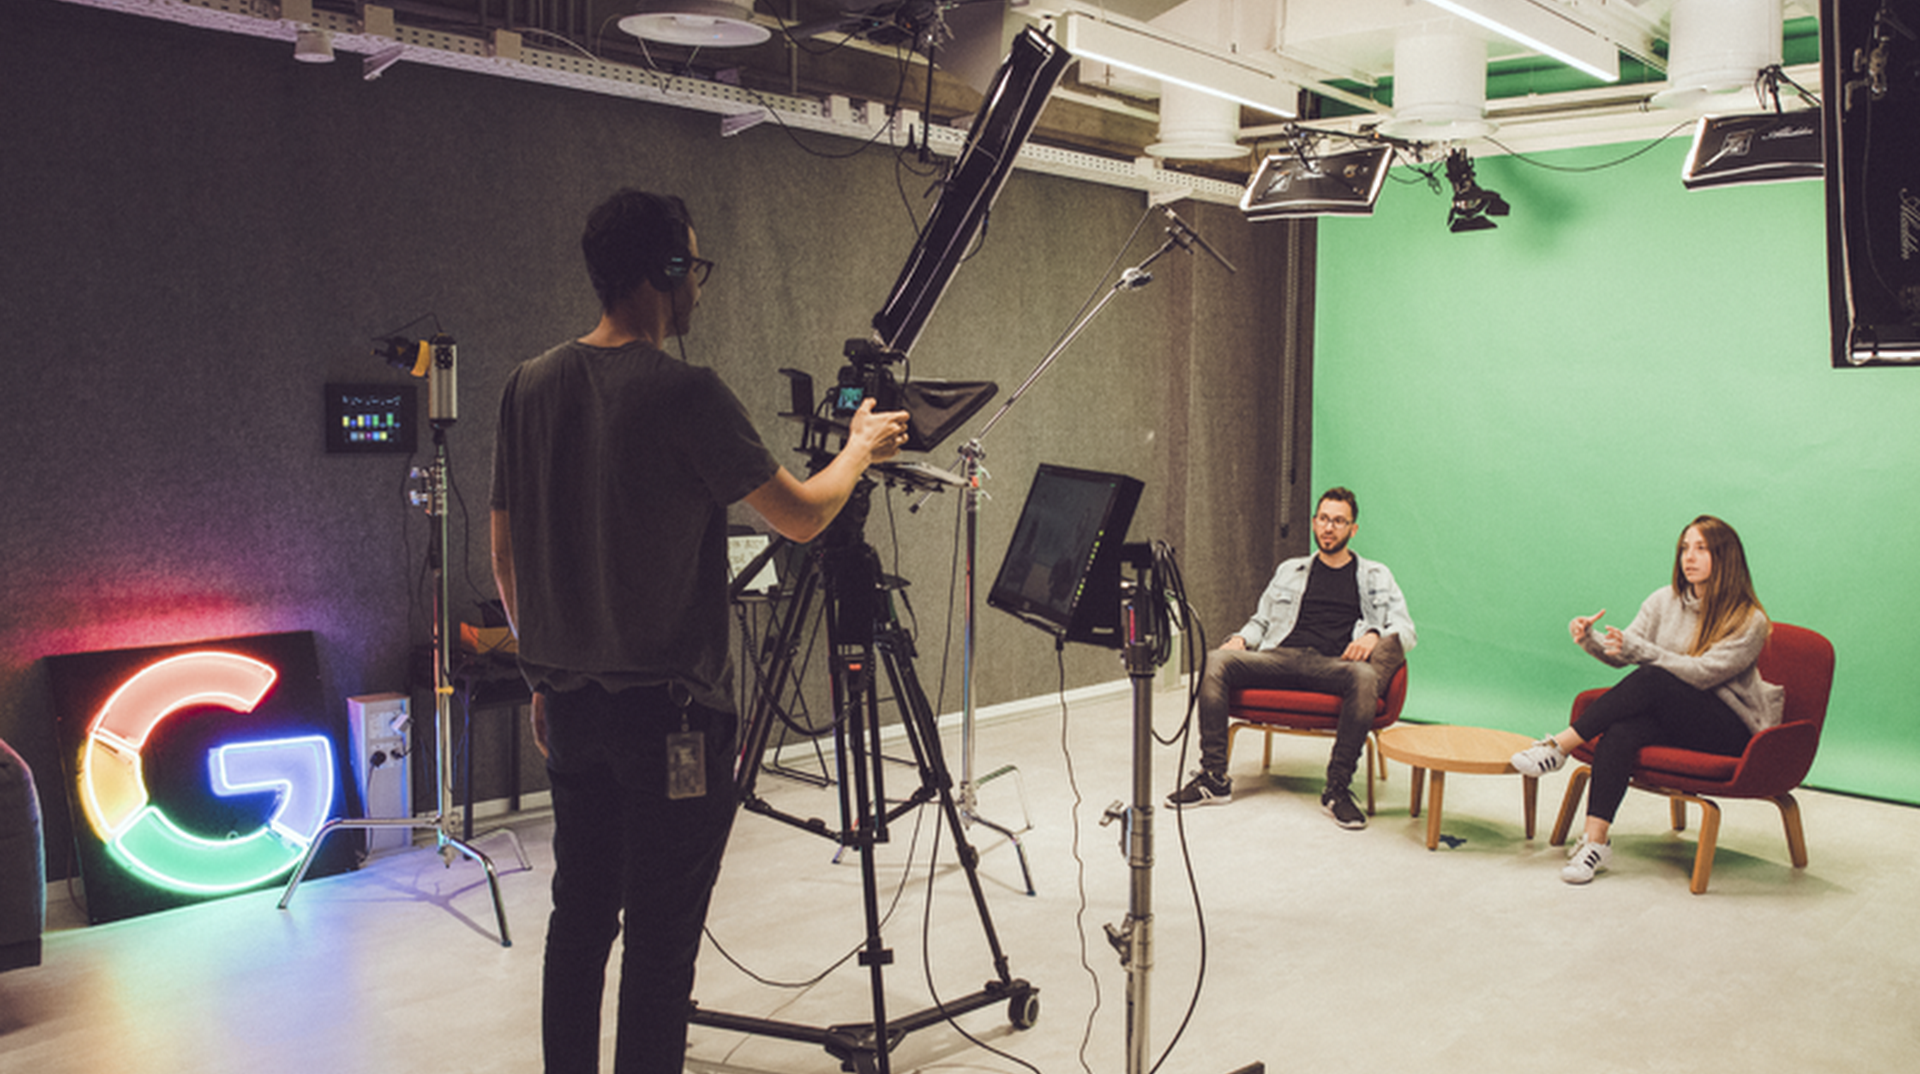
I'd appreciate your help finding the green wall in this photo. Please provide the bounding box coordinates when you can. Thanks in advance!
[1314,139,1920,804]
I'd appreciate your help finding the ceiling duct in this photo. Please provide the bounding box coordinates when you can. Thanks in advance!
[1652,0,1784,110]
[1378,28,1494,142]
[1146,84,1246,159]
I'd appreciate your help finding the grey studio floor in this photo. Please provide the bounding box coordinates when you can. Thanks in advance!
[4,680,1918,1074]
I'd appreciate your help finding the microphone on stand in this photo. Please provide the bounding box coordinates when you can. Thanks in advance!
[1161,206,1238,275]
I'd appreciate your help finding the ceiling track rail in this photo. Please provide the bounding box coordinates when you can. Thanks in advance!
[48,0,1245,205]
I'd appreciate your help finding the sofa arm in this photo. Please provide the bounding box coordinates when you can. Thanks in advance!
[0,737,46,972]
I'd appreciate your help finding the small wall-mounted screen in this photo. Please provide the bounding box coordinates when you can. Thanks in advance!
[325,383,416,455]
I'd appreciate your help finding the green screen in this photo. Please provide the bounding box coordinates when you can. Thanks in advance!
[1314,138,1920,804]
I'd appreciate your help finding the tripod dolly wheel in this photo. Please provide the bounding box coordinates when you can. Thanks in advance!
[1009,990,1041,1030]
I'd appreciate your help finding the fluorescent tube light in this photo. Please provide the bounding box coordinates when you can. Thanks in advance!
[1059,12,1297,118]
[1421,0,1620,83]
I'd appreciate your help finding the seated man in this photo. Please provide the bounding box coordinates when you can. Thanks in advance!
[1168,487,1415,828]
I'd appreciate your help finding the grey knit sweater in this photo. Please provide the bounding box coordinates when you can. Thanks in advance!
[1580,586,1786,734]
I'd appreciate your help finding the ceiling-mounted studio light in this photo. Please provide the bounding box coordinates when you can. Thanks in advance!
[1240,138,1394,221]
[293,27,335,64]
[620,0,772,48]
[1445,149,1509,232]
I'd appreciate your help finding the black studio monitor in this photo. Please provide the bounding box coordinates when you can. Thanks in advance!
[988,464,1144,649]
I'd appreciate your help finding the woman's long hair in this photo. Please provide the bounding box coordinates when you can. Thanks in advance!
[1672,514,1767,655]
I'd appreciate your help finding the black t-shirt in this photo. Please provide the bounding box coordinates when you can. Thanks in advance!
[490,340,779,707]
[1280,556,1363,657]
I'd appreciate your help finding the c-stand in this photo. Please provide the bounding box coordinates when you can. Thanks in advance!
[279,335,528,946]
[694,459,1037,1074]
[1105,544,1263,1074]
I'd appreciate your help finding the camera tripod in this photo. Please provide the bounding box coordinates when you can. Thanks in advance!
[693,475,1037,1074]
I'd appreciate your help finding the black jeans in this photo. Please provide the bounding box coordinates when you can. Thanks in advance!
[1573,665,1751,823]
[540,683,738,1074]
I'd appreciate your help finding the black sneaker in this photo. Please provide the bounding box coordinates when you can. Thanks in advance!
[1320,786,1367,829]
[1167,770,1232,808]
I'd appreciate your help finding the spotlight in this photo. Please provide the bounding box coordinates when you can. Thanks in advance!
[1445,149,1508,233]
[293,27,335,64]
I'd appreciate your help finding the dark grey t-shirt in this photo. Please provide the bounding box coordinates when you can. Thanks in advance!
[490,340,779,708]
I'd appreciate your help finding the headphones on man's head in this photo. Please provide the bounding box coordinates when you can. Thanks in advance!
[639,192,695,294]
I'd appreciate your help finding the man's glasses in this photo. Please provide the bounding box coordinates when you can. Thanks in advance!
[1313,514,1354,529]
[688,257,716,286]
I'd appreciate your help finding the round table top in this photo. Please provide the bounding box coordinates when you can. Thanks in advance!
[1376,723,1537,775]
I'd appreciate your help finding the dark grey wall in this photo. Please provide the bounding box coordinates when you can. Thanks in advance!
[0,0,1314,879]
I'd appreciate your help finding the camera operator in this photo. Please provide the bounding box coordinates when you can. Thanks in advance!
[489,188,908,1074]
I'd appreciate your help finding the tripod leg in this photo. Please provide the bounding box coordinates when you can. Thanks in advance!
[733,552,822,801]
[823,556,898,1074]
[875,620,1021,983]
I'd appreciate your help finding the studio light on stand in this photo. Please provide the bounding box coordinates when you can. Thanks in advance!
[1445,148,1508,232]
[279,323,529,948]
[618,0,771,47]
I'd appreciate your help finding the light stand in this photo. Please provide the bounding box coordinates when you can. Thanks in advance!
[942,206,1235,896]
[280,334,528,947]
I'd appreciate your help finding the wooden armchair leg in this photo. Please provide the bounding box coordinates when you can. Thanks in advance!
[1687,795,1721,895]
[1549,766,1590,847]
[1670,796,1688,832]
[1777,792,1809,869]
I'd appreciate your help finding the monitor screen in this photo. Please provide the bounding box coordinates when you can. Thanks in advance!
[988,464,1143,648]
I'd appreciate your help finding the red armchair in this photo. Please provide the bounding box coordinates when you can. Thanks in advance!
[1226,663,1409,814]
[1548,622,1836,893]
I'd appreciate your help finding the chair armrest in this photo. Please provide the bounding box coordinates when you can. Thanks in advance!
[1723,720,1821,796]
[1568,688,1608,727]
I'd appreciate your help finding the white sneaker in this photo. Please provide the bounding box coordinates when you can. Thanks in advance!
[1561,838,1613,884]
[1510,738,1568,776]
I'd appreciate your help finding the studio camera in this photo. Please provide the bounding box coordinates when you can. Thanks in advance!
[833,338,907,418]
[782,341,999,459]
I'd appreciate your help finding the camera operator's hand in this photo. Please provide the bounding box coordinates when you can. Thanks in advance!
[744,398,911,543]
[848,397,911,465]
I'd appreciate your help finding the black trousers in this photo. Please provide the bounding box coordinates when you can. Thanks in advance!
[1572,665,1751,824]
[540,682,738,1074]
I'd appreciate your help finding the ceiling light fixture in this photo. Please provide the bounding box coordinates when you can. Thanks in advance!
[619,0,772,48]
[293,27,334,64]
[1240,139,1395,221]
[1445,149,1509,232]
[1058,12,1297,118]
[1421,0,1621,83]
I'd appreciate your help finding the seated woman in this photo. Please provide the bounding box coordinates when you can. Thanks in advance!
[1510,515,1784,884]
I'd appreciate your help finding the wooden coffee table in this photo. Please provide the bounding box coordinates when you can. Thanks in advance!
[1375,724,1539,850]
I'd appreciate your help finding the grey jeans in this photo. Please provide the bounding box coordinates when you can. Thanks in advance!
[1196,634,1404,790]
